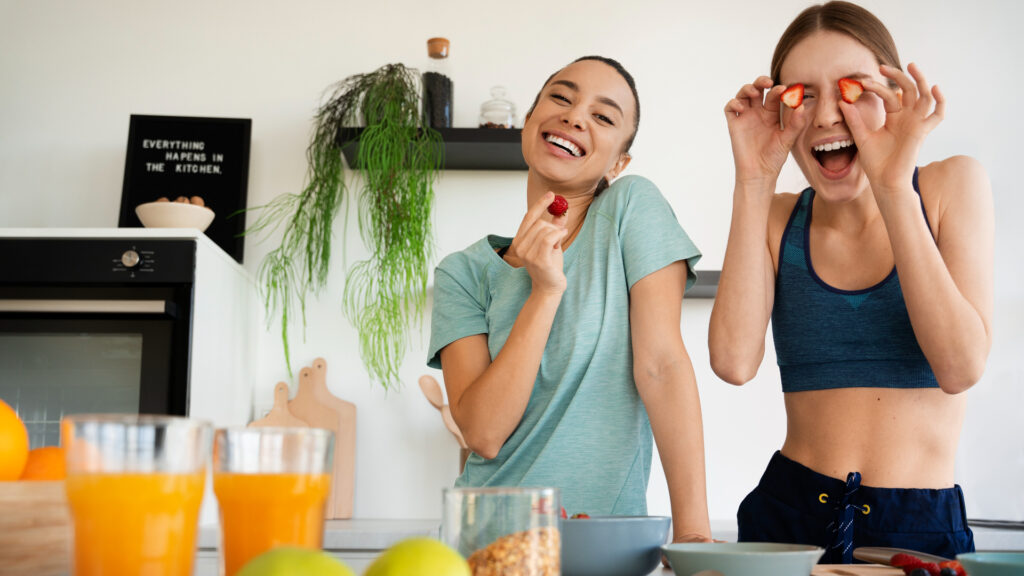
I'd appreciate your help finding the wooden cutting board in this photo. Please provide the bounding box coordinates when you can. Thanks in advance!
[307,358,356,520]
[288,360,355,519]
[249,382,308,428]
[813,566,902,575]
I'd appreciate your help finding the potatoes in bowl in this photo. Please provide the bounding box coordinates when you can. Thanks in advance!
[561,515,670,576]
[135,197,215,232]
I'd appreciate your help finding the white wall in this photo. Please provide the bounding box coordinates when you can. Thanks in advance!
[2,0,1021,523]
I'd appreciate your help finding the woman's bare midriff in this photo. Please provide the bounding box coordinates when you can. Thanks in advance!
[780,386,966,489]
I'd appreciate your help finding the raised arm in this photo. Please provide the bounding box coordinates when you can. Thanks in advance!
[439,192,568,459]
[842,64,993,393]
[709,76,808,384]
[631,261,711,542]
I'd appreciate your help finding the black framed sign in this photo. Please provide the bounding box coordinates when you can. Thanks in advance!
[118,114,252,263]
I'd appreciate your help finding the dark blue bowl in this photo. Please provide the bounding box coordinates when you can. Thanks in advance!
[561,515,671,576]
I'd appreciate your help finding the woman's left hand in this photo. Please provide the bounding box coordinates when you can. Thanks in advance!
[841,62,945,195]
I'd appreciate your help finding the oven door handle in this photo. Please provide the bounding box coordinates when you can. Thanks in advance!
[0,299,177,317]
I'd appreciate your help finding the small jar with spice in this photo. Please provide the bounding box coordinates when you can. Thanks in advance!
[479,86,516,129]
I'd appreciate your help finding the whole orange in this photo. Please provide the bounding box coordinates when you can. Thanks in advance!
[0,399,30,480]
[20,446,66,481]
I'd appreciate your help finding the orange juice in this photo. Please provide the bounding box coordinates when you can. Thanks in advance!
[214,472,331,576]
[65,472,205,576]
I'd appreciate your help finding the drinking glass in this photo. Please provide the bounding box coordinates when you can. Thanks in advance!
[441,486,561,576]
[62,414,212,576]
[212,426,334,576]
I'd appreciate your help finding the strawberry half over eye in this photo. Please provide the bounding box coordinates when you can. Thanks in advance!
[781,83,805,109]
[838,78,864,103]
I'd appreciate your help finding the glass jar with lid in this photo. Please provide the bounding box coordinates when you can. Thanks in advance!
[423,37,453,128]
[442,486,560,574]
[479,86,516,129]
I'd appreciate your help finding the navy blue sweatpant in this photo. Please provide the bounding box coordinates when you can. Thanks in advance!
[737,451,974,563]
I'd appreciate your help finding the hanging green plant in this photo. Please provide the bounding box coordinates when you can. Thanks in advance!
[245,63,442,389]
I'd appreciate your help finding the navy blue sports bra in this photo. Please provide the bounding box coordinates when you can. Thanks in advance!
[771,169,940,393]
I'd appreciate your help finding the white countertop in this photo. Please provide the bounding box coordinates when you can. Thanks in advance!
[198,519,442,551]
[189,519,1020,576]
[197,518,1023,552]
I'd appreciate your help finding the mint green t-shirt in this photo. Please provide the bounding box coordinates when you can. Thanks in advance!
[427,175,701,516]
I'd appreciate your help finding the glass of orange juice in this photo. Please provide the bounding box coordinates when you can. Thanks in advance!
[212,427,334,576]
[62,414,212,576]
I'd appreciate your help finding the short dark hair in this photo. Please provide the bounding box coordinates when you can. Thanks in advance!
[527,56,640,194]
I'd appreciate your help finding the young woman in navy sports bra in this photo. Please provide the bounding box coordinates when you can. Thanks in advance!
[709,1,993,563]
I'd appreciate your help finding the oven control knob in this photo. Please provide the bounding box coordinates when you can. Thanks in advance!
[121,250,141,268]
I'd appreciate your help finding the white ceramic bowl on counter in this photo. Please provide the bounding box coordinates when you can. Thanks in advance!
[957,552,1024,576]
[561,515,671,576]
[662,542,824,576]
[135,201,215,232]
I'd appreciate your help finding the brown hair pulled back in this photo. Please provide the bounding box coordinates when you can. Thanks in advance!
[771,1,902,86]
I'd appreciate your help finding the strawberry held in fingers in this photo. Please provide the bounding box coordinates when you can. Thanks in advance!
[781,83,805,109]
[839,77,864,103]
[547,194,569,217]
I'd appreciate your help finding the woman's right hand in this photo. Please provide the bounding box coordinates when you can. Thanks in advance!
[506,192,569,295]
[724,76,808,187]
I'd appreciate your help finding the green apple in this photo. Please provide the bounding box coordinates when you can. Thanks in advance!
[364,538,470,576]
[236,547,355,576]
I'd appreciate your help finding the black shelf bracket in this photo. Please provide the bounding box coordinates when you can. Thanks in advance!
[689,270,719,299]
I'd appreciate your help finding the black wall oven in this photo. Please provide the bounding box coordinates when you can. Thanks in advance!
[0,238,196,448]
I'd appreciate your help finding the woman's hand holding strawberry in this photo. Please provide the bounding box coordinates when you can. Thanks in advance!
[841,62,945,196]
[505,192,569,295]
[724,76,809,188]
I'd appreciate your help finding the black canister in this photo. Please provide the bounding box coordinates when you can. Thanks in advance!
[423,37,452,128]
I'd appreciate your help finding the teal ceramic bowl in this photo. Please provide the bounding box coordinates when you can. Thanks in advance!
[957,552,1024,576]
[662,542,824,576]
[561,515,671,576]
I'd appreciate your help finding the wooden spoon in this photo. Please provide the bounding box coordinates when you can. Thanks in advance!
[441,405,468,450]
[418,375,445,410]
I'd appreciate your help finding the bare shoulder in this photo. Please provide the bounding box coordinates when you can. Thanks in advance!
[921,154,991,239]
[918,156,992,209]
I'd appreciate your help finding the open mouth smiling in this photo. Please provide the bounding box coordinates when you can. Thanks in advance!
[812,138,857,175]
[543,132,586,158]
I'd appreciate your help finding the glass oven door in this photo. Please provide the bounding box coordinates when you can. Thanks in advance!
[0,294,189,449]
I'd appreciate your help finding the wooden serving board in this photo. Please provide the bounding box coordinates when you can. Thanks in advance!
[307,358,356,520]
[249,382,308,428]
[288,360,355,519]
[813,566,902,575]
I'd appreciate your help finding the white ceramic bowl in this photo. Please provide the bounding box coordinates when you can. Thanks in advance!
[135,201,215,232]
[561,515,671,576]
[662,542,824,576]
[957,552,1024,576]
